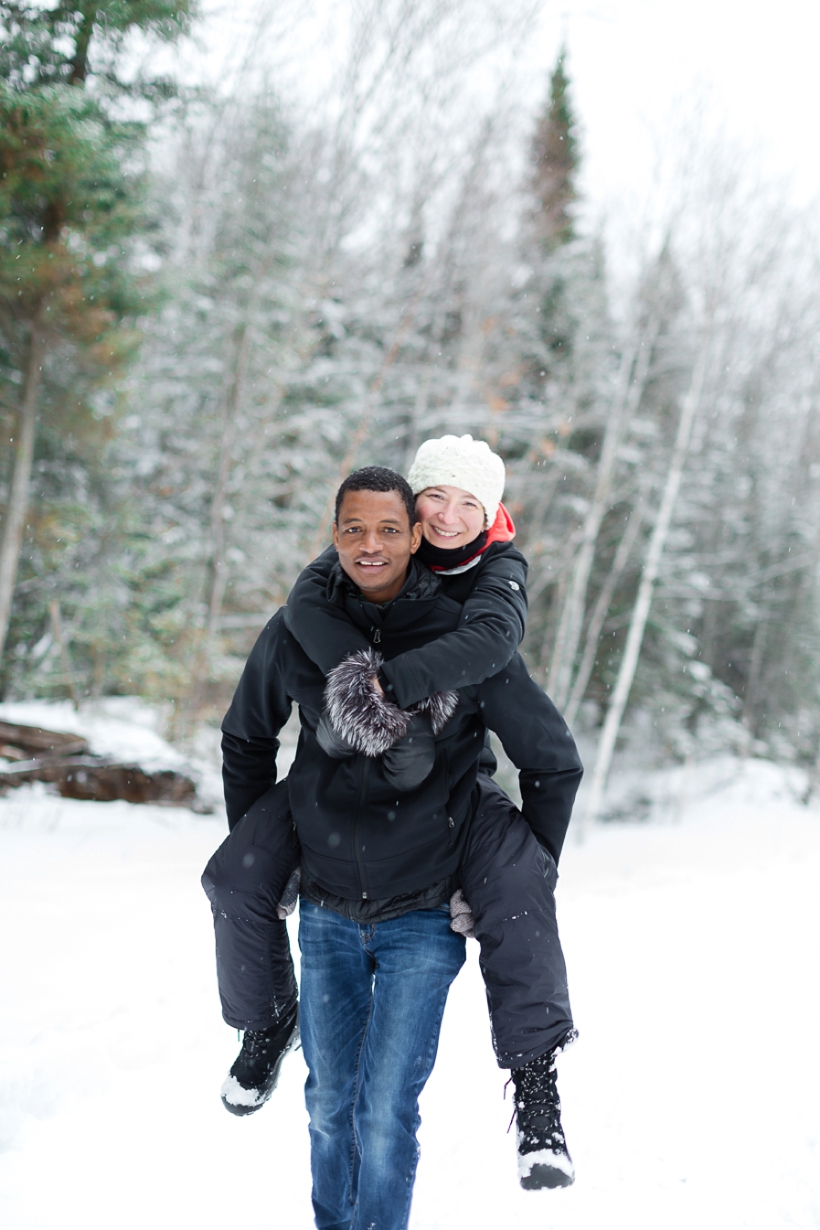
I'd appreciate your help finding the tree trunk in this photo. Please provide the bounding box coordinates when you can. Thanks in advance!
[563,496,645,728]
[49,600,80,710]
[206,326,250,641]
[308,293,428,558]
[68,6,97,86]
[0,318,46,666]
[547,324,658,709]
[580,340,710,829]
[184,323,250,723]
[741,608,769,740]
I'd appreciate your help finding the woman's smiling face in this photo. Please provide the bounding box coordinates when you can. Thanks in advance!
[414,484,486,550]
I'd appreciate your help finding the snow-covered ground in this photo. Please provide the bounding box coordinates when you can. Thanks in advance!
[1,708,819,1229]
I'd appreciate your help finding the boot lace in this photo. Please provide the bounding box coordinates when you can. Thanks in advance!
[509,1051,563,1146]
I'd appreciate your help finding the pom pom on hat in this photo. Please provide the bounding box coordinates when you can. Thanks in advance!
[407,434,505,523]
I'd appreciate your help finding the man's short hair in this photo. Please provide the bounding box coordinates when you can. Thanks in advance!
[335,467,417,527]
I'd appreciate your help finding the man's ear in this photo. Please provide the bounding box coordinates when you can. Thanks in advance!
[332,522,339,551]
[410,521,422,554]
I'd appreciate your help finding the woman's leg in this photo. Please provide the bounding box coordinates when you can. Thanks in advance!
[459,774,574,1067]
[202,779,300,1029]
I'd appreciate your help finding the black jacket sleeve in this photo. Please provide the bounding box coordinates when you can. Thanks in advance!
[283,547,371,674]
[284,543,529,710]
[475,654,583,865]
[379,547,528,708]
[221,613,294,828]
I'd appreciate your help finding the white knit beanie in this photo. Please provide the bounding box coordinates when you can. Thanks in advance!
[407,434,505,524]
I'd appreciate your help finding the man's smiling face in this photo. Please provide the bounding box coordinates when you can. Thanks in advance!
[333,488,422,605]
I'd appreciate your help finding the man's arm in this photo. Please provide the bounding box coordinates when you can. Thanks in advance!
[221,612,294,828]
[476,654,583,865]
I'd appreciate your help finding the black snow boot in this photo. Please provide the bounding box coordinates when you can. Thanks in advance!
[220,1001,299,1117]
[511,1046,575,1190]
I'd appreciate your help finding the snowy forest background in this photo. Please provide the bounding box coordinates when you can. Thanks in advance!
[3,0,820,809]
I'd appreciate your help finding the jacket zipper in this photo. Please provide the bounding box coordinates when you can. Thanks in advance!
[353,756,371,898]
[356,620,381,895]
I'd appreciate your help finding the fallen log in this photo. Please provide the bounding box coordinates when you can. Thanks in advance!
[0,719,208,810]
[0,719,88,758]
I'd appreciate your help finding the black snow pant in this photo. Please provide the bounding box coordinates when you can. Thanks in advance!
[202,774,573,1065]
[460,774,574,1066]
[201,780,300,1030]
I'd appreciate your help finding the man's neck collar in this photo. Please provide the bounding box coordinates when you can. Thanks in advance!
[330,556,439,606]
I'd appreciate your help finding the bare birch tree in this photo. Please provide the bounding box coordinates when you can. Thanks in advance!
[563,495,645,728]
[582,337,711,826]
[547,328,657,709]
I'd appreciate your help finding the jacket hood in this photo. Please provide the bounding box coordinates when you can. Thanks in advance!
[485,502,515,544]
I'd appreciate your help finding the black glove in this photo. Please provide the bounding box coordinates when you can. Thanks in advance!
[324,648,458,756]
[381,713,435,791]
[316,712,356,759]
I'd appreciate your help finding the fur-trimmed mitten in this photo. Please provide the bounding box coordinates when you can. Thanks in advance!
[315,712,356,759]
[323,648,458,757]
[382,713,435,791]
[413,689,462,735]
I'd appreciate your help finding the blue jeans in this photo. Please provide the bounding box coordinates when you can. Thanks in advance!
[298,900,466,1230]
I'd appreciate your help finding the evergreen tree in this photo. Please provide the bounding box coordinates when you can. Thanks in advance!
[528,46,579,252]
[0,1,195,682]
[116,93,348,716]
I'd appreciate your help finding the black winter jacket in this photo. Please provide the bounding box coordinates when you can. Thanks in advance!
[222,559,582,901]
[284,542,528,708]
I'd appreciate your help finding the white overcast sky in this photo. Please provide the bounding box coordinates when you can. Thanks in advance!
[181,0,820,213]
[556,0,820,208]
